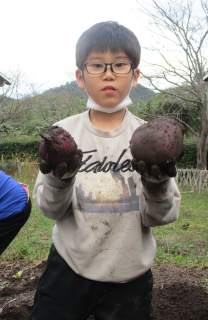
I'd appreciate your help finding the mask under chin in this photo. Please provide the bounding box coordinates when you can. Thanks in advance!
[85,95,133,114]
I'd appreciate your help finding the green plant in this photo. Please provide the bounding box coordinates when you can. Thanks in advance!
[200,279,208,293]
[0,141,40,162]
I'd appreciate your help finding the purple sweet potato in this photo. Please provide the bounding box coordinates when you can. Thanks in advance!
[38,126,78,166]
[130,117,184,167]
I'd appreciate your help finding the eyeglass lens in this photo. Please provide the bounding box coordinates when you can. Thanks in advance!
[86,62,132,74]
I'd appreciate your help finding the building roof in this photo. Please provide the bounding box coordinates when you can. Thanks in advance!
[0,72,11,86]
[203,73,208,82]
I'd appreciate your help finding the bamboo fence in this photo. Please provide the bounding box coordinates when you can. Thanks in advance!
[176,169,208,194]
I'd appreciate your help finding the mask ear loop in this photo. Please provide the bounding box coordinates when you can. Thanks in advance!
[81,70,90,97]
[129,69,136,91]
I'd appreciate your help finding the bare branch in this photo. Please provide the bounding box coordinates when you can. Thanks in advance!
[141,71,202,104]
[0,69,38,124]
[136,0,208,168]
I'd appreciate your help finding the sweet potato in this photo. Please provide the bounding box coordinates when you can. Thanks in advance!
[38,126,78,167]
[130,117,184,167]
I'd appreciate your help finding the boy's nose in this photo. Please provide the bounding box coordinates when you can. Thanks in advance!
[102,65,115,80]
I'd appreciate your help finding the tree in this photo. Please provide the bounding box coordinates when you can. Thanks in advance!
[137,0,208,169]
[131,88,202,133]
[0,69,36,125]
[16,90,86,136]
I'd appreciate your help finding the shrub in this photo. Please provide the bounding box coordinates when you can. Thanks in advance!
[0,141,41,162]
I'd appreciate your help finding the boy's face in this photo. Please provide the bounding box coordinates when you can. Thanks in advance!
[76,50,140,109]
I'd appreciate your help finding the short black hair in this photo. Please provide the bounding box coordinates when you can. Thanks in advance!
[76,21,141,70]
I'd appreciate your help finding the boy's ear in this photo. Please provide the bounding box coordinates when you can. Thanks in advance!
[76,69,85,89]
[132,69,140,88]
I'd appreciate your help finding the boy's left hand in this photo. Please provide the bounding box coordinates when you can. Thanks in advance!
[131,158,176,182]
[130,117,184,184]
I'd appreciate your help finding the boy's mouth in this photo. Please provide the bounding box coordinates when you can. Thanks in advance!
[102,86,116,94]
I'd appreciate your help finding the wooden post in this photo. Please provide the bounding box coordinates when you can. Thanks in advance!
[198,170,202,194]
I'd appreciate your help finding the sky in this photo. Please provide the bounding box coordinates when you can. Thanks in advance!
[1,0,206,94]
[1,0,151,93]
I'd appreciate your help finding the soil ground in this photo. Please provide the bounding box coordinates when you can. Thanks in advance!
[0,261,208,320]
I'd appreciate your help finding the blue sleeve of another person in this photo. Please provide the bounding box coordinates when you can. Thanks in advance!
[0,170,27,220]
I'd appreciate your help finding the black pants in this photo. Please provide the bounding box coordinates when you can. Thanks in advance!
[30,244,153,320]
[0,198,31,256]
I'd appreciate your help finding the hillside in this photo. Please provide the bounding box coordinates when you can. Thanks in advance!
[130,83,156,102]
[44,81,156,103]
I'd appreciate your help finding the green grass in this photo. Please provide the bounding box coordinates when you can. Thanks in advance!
[183,135,197,143]
[1,134,39,143]
[1,163,208,269]
[153,194,208,268]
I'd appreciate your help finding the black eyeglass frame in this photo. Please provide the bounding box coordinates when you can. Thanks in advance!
[82,61,134,75]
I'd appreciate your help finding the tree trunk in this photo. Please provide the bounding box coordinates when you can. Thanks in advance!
[197,110,208,169]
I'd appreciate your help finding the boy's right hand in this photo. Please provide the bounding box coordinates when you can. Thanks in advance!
[38,126,83,179]
[39,149,83,179]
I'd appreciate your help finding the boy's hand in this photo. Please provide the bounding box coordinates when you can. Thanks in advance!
[39,149,83,179]
[130,117,185,184]
[38,126,83,179]
[131,158,176,182]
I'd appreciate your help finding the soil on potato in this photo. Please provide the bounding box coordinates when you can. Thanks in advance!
[0,261,208,320]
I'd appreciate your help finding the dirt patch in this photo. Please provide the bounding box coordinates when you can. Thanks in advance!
[0,261,208,320]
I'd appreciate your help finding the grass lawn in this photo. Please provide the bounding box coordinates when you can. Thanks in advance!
[153,193,208,268]
[1,169,208,269]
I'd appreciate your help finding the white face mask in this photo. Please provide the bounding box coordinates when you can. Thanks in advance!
[83,71,135,114]
[86,95,133,113]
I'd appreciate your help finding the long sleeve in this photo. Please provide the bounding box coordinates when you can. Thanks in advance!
[139,177,181,227]
[33,171,75,221]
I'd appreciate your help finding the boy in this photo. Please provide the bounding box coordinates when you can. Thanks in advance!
[30,21,181,320]
[0,170,31,256]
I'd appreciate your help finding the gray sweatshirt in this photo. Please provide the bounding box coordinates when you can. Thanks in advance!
[33,109,181,283]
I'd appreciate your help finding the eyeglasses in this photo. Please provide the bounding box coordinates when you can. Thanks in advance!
[83,61,134,75]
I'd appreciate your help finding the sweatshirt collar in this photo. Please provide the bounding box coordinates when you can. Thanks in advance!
[83,108,131,138]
